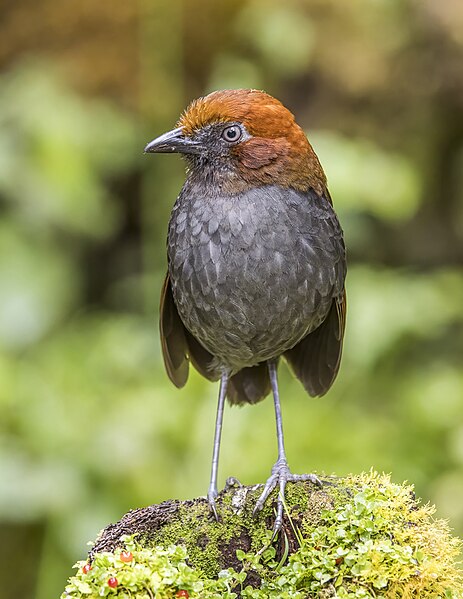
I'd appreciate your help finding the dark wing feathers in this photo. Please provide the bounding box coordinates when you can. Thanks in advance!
[184,327,219,381]
[285,290,346,397]
[160,274,218,388]
[159,274,189,388]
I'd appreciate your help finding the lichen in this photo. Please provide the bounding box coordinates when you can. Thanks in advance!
[61,472,463,598]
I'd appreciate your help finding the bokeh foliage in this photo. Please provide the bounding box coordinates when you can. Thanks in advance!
[0,1,462,598]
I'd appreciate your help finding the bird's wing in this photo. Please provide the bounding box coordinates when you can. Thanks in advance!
[159,273,189,387]
[183,327,219,381]
[284,289,347,397]
[160,273,218,386]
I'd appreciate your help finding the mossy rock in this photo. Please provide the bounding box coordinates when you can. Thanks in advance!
[62,472,462,598]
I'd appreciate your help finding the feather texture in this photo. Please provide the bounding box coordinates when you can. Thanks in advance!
[285,291,346,397]
[227,363,272,406]
[159,274,189,388]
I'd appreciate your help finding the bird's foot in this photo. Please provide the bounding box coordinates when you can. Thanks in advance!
[253,459,322,536]
[208,478,243,520]
[208,486,219,521]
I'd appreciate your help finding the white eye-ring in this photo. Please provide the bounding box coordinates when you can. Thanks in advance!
[221,125,242,143]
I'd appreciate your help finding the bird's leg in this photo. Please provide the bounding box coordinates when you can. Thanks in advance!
[207,371,229,519]
[254,361,322,535]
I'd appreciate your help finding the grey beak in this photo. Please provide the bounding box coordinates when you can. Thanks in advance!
[144,127,202,155]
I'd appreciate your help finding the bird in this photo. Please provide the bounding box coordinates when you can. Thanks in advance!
[144,89,347,533]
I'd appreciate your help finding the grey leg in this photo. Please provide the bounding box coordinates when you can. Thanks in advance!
[254,361,322,535]
[207,371,229,519]
[271,359,287,464]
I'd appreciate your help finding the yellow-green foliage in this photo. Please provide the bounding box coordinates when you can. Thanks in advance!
[62,473,462,598]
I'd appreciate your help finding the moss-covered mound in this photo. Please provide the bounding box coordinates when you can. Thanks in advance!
[61,472,462,598]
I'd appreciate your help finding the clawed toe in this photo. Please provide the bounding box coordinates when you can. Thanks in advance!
[208,489,219,521]
[225,476,243,490]
[253,460,322,535]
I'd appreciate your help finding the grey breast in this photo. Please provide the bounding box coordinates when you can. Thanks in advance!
[167,184,346,371]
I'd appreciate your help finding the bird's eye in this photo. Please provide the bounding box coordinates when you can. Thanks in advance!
[221,125,242,143]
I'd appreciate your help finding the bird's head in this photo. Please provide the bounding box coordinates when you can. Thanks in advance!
[144,89,326,195]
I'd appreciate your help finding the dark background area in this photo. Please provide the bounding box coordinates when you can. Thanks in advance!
[0,1,462,597]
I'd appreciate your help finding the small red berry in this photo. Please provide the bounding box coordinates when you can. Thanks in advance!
[108,577,118,588]
[82,563,91,574]
[176,591,189,598]
[120,550,133,563]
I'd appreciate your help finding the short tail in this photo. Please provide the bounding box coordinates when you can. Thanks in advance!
[227,363,272,405]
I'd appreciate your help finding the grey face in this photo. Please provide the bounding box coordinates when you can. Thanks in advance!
[144,122,251,176]
[181,122,251,174]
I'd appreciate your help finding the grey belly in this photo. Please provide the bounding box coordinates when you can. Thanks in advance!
[172,259,330,370]
[167,187,343,372]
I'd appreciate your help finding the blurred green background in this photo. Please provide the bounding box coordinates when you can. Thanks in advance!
[1,1,463,597]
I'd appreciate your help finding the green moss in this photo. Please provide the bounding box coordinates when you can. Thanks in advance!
[137,491,271,579]
[62,472,462,598]
[145,501,225,578]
